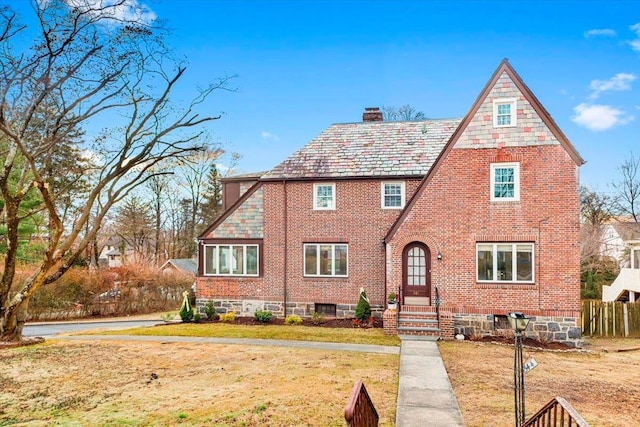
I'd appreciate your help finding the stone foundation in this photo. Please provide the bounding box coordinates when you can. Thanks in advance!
[195,298,384,319]
[454,313,583,348]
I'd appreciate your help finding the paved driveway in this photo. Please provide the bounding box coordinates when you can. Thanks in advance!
[23,319,161,338]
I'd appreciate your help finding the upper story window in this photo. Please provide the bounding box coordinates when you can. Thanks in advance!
[490,162,520,202]
[493,98,517,127]
[304,243,348,277]
[477,243,534,283]
[633,248,640,269]
[313,183,335,210]
[204,244,259,276]
[381,181,405,209]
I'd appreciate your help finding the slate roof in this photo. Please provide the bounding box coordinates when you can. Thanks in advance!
[261,119,462,180]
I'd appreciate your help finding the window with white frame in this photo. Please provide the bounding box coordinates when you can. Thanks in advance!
[304,243,348,277]
[204,244,259,276]
[633,248,640,269]
[313,183,335,210]
[381,181,405,209]
[477,243,534,283]
[490,162,520,201]
[493,98,517,127]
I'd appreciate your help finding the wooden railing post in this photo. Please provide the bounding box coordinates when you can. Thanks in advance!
[344,381,379,427]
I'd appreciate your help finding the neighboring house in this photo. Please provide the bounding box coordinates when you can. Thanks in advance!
[196,59,585,346]
[602,221,640,302]
[599,221,640,267]
[160,258,198,276]
[98,236,132,268]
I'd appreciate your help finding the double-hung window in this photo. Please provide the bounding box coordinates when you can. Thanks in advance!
[204,244,259,276]
[493,98,517,127]
[304,243,348,277]
[477,243,534,283]
[313,183,335,210]
[491,162,520,202]
[381,182,405,209]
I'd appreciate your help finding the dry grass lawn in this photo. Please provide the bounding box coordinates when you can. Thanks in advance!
[0,339,399,426]
[439,337,640,427]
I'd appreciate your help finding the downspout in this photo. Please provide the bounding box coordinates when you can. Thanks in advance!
[283,180,288,317]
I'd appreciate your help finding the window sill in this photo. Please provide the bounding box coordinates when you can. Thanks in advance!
[476,282,536,289]
[303,276,349,280]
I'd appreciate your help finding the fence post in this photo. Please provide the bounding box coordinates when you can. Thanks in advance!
[624,303,629,337]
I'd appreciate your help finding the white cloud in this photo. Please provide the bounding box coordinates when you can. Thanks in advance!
[584,28,617,38]
[630,23,640,51]
[589,73,637,99]
[65,0,156,25]
[572,103,635,131]
[261,131,280,142]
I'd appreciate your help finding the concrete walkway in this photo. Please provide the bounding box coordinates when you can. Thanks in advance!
[396,337,465,427]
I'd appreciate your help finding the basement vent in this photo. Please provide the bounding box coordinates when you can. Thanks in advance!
[493,315,510,330]
[314,303,336,317]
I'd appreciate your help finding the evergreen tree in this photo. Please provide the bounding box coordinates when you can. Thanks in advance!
[200,164,223,228]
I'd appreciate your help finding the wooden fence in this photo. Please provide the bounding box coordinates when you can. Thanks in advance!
[582,300,640,337]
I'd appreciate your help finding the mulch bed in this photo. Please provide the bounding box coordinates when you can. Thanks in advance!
[469,335,574,350]
[214,316,383,328]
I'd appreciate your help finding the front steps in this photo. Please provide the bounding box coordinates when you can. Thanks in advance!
[397,305,440,337]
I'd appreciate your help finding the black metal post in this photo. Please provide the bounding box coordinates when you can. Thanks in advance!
[514,330,525,427]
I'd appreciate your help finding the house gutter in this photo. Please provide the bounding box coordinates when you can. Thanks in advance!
[283,180,288,317]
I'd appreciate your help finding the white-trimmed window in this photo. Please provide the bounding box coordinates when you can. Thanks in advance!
[304,243,348,277]
[313,183,335,210]
[491,162,520,202]
[204,244,259,276]
[477,243,534,283]
[493,98,517,127]
[381,181,405,209]
[632,248,640,269]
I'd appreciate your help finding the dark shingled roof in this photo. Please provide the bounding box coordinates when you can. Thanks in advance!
[261,118,462,180]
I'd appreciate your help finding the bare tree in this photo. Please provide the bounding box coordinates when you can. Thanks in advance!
[381,105,427,121]
[580,186,613,268]
[611,152,640,222]
[0,1,233,341]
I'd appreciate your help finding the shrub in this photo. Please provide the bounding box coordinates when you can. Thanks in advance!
[179,291,194,322]
[203,300,219,321]
[219,311,236,322]
[355,288,371,323]
[311,311,326,325]
[254,310,273,323]
[284,315,302,325]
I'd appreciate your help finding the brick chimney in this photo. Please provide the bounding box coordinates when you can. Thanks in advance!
[363,107,383,122]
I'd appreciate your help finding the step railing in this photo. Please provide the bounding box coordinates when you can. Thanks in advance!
[523,396,589,427]
[344,381,379,427]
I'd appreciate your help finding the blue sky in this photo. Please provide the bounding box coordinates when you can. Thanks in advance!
[14,1,640,192]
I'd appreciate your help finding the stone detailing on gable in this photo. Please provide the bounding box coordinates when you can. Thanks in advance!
[455,71,559,150]
[209,187,263,239]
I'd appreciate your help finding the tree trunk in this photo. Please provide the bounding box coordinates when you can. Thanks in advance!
[1,297,29,342]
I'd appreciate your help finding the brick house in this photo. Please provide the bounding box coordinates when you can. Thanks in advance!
[196,59,585,346]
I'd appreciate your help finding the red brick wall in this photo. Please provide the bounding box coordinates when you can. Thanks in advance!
[260,178,422,307]
[388,144,581,317]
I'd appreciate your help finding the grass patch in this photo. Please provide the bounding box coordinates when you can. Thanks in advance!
[1,340,399,426]
[92,322,401,346]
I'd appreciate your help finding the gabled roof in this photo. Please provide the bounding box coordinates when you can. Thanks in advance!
[611,222,640,242]
[385,58,585,242]
[261,119,462,180]
[160,258,198,275]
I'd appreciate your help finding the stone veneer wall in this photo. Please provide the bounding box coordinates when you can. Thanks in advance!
[453,313,583,347]
[195,298,384,319]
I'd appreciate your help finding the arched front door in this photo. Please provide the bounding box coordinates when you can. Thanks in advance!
[402,242,431,304]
